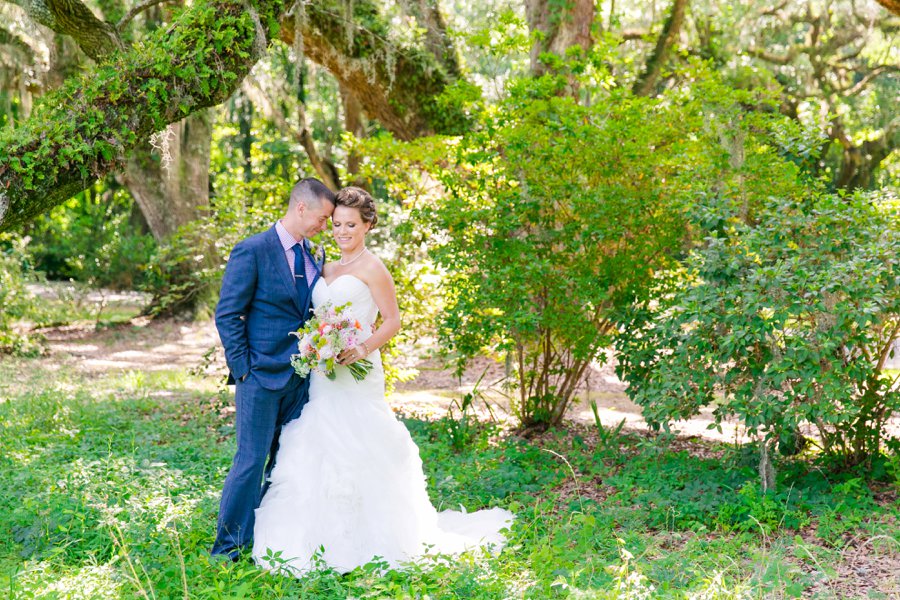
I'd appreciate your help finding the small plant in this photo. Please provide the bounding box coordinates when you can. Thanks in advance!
[0,235,44,355]
[590,400,626,455]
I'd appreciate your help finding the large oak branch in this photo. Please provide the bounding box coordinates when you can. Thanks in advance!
[8,0,124,60]
[0,0,466,231]
[281,0,465,141]
[0,0,285,231]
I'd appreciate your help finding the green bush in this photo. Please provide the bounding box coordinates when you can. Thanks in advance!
[404,77,729,428]
[357,58,814,429]
[616,191,900,471]
[0,235,43,355]
[23,181,157,290]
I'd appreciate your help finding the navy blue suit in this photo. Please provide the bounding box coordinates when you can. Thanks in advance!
[211,225,321,559]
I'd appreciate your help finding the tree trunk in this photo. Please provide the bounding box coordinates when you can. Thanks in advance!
[341,83,365,181]
[236,94,254,183]
[123,108,212,240]
[759,436,776,493]
[632,0,689,96]
[525,0,595,75]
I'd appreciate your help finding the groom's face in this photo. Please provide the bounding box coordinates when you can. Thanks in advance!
[296,199,335,238]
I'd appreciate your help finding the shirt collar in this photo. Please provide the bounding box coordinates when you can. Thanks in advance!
[275,220,302,251]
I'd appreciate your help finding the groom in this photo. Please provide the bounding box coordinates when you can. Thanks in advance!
[211,177,335,560]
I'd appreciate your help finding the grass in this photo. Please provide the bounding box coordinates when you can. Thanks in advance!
[1,361,898,598]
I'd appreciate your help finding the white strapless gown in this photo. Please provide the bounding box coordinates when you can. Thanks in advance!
[252,275,513,576]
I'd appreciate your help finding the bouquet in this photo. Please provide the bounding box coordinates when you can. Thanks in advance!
[290,301,373,382]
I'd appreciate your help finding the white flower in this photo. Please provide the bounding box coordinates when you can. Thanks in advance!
[319,346,334,359]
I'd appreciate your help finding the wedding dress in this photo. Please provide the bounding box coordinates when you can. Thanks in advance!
[252,275,513,576]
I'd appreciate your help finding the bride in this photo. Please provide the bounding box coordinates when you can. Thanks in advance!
[252,187,513,576]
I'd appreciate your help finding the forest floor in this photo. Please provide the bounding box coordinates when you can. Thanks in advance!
[2,284,900,598]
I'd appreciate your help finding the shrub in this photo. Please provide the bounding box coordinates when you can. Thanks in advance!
[0,235,43,355]
[23,182,157,290]
[616,191,900,475]
[418,87,706,428]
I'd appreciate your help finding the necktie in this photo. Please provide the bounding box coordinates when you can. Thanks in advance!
[292,243,306,294]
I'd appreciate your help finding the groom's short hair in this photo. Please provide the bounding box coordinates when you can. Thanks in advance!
[289,178,335,210]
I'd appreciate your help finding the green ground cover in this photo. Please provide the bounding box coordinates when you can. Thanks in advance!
[1,360,898,599]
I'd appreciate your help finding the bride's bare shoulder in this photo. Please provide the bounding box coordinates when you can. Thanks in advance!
[321,260,340,277]
[366,252,393,279]
[352,252,392,287]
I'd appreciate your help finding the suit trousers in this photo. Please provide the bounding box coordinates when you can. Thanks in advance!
[211,373,309,558]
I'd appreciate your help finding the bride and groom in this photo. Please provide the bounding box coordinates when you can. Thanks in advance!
[211,178,512,575]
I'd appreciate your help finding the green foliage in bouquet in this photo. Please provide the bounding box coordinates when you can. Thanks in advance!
[616,191,900,469]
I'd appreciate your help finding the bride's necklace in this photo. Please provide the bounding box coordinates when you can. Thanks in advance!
[339,247,368,266]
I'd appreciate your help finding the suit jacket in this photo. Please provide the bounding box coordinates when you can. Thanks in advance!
[215,226,322,390]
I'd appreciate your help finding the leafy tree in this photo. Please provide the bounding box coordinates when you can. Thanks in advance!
[362,59,745,427]
[685,0,898,191]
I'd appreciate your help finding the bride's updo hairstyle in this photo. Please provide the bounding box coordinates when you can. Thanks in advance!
[335,186,378,228]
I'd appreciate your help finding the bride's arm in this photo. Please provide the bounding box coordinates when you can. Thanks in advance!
[338,261,401,365]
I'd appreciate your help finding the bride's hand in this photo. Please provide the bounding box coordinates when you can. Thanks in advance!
[338,343,368,365]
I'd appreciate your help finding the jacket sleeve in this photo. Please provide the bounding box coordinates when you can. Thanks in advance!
[215,241,256,381]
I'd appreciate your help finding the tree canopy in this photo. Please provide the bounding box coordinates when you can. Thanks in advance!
[1,0,896,232]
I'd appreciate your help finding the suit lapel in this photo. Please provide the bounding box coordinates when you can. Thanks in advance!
[302,239,323,315]
[266,226,304,314]
[304,239,323,286]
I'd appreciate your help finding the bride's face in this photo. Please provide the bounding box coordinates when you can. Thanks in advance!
[331,205,370,253]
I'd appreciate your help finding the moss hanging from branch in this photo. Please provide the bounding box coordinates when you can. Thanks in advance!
[281,0,470,141]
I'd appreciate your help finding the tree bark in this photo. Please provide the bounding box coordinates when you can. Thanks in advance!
[8,0,123,61]
[341,83,365,180]
[236,93,254,183]
[123,108,213,240]
[632,0,688,96]
[281,0,464,141]
[875,0,900,17]
[525,0,595,75]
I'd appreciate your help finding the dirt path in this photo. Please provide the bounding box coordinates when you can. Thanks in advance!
[16,314,754,444]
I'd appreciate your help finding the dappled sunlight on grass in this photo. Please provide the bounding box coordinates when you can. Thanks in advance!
[12,562,123,600]
[1,357,899,597]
